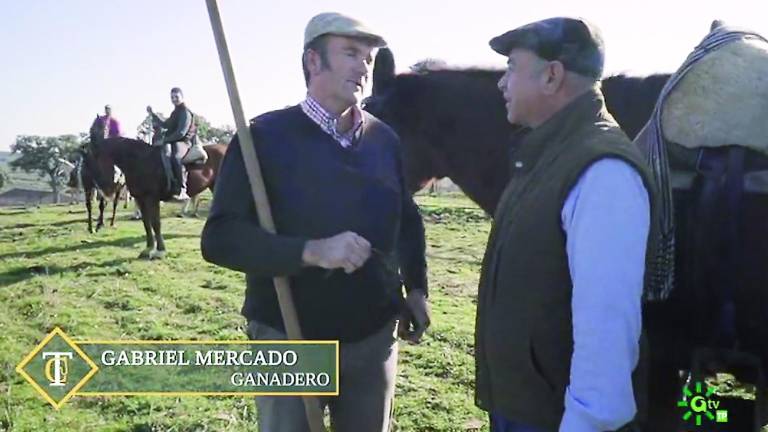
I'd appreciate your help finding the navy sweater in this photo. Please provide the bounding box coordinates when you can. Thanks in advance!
[201,105,427,342]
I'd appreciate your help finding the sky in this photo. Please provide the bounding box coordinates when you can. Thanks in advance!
[1,0,766,152]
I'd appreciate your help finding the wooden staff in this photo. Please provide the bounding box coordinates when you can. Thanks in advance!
[204,1,326,430]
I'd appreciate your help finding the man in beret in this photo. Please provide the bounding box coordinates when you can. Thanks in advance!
[201,11,430,432]
[474,17,659,432]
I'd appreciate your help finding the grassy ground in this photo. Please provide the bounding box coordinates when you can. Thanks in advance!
[0,194,491,432]
[2,195,765,432]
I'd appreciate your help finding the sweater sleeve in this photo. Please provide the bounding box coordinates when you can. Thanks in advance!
[394,140,428,295]
[201,131,308,276]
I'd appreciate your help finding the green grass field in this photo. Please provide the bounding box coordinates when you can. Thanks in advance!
[0,194,492,432]
[2,195,765,432]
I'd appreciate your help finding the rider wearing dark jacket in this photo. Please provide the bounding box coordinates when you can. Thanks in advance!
[147,87,196,200]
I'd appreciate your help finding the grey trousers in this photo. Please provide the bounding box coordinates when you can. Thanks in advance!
[246,319,399,432]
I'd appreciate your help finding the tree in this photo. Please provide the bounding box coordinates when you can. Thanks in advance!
[0,166,9,190]
[195,115,234,145]
[10,134,81,203]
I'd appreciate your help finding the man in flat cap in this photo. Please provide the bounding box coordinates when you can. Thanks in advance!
[474,17,659,432]
[202,11,430,432]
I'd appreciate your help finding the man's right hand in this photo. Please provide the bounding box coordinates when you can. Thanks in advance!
[302,231,371,274]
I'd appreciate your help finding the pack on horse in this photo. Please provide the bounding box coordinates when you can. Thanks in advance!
[86,115,226,259]
[58,150,127,233]
[366,27,768,430]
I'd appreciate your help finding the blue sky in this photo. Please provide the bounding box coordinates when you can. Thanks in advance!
[1,0,766,151]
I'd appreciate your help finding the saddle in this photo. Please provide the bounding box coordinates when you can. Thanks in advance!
[152,130,208,165]
[662,25,768,156]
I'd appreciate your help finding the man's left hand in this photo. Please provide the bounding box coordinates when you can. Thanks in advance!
[398,289,430,344]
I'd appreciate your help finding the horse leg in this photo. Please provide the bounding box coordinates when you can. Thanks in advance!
[96,193,106,231]
[179,199,189,218]
[193,195,201,218]
[136,198,154,259]
[147,199,166,260]
[110,185,121,227]
[85,187,94,233]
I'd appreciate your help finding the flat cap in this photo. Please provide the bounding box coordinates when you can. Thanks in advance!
[304,12,386,48]
[489,17,605,79]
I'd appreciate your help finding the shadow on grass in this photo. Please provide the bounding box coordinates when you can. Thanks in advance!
[0,257,139,288]
[3,218,86,230]
[0,233,200,262]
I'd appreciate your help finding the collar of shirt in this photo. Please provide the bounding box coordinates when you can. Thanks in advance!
[300,95,364,148]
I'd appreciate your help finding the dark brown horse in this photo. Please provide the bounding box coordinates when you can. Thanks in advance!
[86,116,227,259]
[61,151,126,233]
[367,49,768,430]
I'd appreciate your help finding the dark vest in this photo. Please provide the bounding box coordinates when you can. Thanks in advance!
[474,90,660,430]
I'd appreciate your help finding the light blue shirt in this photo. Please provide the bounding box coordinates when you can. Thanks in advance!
[558,158,650,432]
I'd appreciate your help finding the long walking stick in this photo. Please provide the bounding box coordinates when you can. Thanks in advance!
[204,2,326,431]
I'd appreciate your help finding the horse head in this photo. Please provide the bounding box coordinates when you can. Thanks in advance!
[84,118,118,198]
[365,48,443,192]
[89,114,106,144]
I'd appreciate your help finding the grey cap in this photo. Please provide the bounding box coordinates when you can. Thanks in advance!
[304,12,386,48]
[489,17,605,79]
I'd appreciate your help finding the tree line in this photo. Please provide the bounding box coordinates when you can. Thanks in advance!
[6,114,233,202]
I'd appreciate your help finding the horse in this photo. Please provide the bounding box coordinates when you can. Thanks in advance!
[59,152,127,233]
[86,115,226,259]
[366,49,768,430]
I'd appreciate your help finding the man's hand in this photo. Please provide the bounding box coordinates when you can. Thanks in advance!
[302,231,371,274]
[146,105,153,114]
[398,289,430,344]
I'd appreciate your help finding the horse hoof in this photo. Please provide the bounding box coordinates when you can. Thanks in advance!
[88,228,95,234]
[149,250,166,260]
[138,248,153,259]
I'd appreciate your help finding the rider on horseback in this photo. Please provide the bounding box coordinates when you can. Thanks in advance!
[146,87,197,200]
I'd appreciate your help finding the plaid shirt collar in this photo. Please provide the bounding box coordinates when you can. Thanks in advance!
[300,95,364,148]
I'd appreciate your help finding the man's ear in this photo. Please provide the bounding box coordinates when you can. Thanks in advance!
[305,49,322,77]
[541,61,566,95]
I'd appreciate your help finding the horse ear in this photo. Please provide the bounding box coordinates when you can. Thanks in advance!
[710,20,725,31]
[373,48,396,96]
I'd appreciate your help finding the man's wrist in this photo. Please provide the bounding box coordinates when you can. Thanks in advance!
[301,240,318,267]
